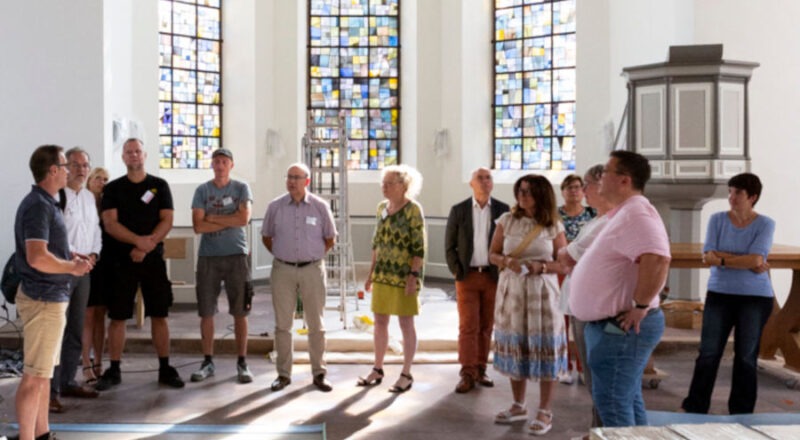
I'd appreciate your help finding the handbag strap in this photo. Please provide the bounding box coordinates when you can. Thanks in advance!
[507,223,543,259]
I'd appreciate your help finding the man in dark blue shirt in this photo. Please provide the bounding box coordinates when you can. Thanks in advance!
[13,145,93,440]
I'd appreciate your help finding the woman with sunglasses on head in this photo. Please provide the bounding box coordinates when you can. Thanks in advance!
[489,174,568,436]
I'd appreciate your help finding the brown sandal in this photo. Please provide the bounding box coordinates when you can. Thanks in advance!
[83,365,98,385]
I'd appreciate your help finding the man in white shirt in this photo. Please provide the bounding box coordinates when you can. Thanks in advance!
[50,147,102,412]
[445,168,509,393]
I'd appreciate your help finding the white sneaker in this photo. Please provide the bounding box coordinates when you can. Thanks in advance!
[191,362,215,382]
[237,363,254,383]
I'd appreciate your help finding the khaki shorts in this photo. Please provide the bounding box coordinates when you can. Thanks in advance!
[16,287,68,378]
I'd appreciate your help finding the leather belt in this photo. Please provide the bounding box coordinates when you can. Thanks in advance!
[275,258,318,268]
[469,266,492,273]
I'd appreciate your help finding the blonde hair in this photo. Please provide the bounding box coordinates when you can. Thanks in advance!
[88,166,109,183]
[381,164,423,199]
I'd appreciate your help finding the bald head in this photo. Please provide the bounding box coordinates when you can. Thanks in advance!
[470,167,493,204]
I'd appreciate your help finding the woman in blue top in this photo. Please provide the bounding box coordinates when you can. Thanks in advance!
[681,173,775,414]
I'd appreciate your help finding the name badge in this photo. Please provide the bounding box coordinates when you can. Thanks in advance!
[306,216,317,226]
[222,196,233,206]
[141,190,155,204]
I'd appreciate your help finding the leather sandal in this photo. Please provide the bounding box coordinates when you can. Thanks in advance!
[83,365,98,385]
[356,367,384,386]
[528,408,553,436]
[388,372,413,393]
[495,402,527,424]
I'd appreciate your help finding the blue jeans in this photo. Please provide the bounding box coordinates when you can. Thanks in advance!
[585,308,664,427]
[681,291,773,414]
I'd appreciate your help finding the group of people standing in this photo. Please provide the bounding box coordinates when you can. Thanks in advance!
[11,140,776,439]
[443,151,775,436]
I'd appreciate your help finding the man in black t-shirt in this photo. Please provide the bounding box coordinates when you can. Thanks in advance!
[95,138,185,390]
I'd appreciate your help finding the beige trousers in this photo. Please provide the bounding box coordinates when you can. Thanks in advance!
[270,259,327,378]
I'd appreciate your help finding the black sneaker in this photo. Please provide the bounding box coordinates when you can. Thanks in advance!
[95,369,121,391]
[158,365,185,388]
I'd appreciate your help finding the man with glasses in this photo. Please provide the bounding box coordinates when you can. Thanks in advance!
[49,147,102,413]
[12,145,93,440]
[261,163,337,392]
[569,151,670,427]
[445,167,509,393]
[189,148,255,384]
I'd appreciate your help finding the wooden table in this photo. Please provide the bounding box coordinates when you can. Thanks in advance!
[670,243,800,372]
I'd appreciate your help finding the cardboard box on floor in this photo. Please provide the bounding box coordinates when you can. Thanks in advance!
[662,300,704,330]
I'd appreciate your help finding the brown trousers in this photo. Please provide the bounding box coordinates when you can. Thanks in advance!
[456,271,497,378]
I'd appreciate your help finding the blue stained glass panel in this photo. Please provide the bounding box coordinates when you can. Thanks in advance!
[493,0,575,170]
[159,0,222,169]
[308,0,400,169]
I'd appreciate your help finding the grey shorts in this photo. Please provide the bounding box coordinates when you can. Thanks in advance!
[196,255,253,318]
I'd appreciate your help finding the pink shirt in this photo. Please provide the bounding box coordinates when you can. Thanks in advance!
[569,195,670,322]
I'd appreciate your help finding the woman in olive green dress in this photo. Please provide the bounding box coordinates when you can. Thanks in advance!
[358,164,425,393]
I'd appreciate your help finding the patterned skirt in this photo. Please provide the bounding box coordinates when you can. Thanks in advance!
[493,270,568,381]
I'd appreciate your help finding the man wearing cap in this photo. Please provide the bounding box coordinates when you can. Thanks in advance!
[96,138,185,390]
[189,148,255,384]
[261,162,337,392]
[445,167,509,393]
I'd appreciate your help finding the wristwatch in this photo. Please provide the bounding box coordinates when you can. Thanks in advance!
[409,270,420,278]
[633,300,649,309]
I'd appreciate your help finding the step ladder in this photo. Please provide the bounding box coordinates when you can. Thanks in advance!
[302,110,359,329]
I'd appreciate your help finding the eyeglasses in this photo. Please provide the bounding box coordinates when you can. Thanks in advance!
[69,163,91,169]
[286,175,307,181]
[381,180,402,187]
[56,163,69,168]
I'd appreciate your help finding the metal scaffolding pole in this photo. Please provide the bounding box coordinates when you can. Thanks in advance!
[302,111,358,329]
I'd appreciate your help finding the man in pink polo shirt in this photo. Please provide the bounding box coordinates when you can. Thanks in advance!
[569,151,671,427]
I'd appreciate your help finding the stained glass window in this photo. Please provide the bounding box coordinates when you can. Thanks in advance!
[493,0,575,171]
[159,0,222,169]
[309,0,400,170]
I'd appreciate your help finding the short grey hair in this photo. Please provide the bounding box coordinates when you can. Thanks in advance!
[287,162,311,178]
[584,164,604,183]
[65,146,90,162]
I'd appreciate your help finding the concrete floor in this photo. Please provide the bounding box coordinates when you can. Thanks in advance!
[1,281,799,439]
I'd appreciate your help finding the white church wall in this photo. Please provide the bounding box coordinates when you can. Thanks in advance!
[693,0,800,305]
[0,0,106,258]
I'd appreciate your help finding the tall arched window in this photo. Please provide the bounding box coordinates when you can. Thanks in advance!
[308,0,400,170]
[159,0,222,169]
[493,0,575,171]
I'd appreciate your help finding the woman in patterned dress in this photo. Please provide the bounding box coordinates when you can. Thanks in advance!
[558,174,596,384]
[489,174,569,436]
[558,174,596,242]
[358,164,425,393]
